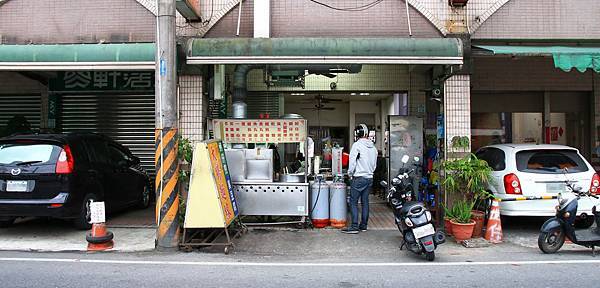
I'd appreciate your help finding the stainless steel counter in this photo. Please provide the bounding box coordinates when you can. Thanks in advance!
[232,182,309,216]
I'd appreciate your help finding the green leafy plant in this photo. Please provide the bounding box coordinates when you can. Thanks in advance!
[441,154,494,202]
[449,200,475,224]
[451,136,470,150]
[177,136,194,164]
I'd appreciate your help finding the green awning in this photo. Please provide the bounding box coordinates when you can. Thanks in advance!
[475,45,600,73]
[187,38,463,65]
[0,43,156,70]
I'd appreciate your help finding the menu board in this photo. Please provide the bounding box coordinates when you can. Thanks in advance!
[184,140,239,228]
[213,119,307,143]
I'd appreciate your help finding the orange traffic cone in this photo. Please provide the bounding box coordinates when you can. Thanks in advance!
[484,199,503,243]
[86,223,114,251]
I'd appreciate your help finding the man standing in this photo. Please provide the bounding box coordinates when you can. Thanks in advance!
[342,124,378,234]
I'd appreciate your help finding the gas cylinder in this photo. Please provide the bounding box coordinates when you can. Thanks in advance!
[310,180,330,228]
[329,182,347,228]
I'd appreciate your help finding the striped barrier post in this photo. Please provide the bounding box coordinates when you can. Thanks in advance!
[496,195,558,202]
[155,127,180,248]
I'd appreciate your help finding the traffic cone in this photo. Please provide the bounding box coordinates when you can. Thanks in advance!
[86,223,114,251]
[484,199,503,243]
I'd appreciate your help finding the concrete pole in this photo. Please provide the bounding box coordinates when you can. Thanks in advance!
[155,0,180,248]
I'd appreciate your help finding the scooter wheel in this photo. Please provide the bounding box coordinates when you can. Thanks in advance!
[538,229,565,254]
[425,251,435,261]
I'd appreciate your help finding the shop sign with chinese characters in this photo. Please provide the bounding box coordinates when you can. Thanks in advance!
[50,71,154,92]
[213,119,307,143]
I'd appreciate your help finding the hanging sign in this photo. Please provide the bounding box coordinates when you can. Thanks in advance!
[212,119,307,143]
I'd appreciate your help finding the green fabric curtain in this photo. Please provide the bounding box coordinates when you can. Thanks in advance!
[553,53,600,73]
[475,45,600,73]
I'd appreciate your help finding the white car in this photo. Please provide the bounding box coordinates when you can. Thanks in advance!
[476,144,599,223]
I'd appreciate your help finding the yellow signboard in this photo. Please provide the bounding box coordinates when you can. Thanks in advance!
[184,140,239,228]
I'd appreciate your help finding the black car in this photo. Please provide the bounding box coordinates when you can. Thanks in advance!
[0,132,151,229]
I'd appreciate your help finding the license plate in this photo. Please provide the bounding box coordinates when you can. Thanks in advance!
[412,223,435,239]
[6,180,28,192]
[546,183,568,193]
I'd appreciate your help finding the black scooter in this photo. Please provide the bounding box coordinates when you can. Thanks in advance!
[381,155,445,261]
[538,173,600,255]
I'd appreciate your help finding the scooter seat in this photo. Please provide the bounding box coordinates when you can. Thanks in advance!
[400,201,425,217]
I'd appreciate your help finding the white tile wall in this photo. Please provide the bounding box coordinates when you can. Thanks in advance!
[444,74,471,154]
[178,75,204,143]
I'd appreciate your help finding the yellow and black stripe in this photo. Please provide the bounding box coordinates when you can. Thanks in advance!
[155,127,180,248]
[496,195,557,202]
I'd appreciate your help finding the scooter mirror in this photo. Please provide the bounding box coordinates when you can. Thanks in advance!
[572,185,582,192]
[414,157,420,163]
[392,177,401,186]
[401,155,410,164]
[380,181,388,187]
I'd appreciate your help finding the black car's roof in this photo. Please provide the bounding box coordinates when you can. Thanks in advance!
[1,132,108,143]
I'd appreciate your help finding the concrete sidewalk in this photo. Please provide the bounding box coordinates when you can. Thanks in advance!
[0,218,155,252]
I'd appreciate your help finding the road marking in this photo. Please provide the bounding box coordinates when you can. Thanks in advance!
[1,257,600,267]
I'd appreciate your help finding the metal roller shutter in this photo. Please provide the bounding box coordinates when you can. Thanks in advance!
[59,93,155,174]
[0,94,41,131]
[245,92,280,119]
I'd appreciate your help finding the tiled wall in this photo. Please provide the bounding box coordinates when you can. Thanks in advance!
[0,0,155,44]
[444,74,471,154]
[474,0,600,39]
[202,0,442,38]
[178,75,205,143]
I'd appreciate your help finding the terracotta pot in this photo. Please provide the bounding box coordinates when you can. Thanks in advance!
[444,218,453,236]
[450,220,475,241]
[471,210,485,238]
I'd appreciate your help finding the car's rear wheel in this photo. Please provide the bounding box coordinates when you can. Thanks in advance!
[137,184,151,209]
[0,217,15,228]
[74,193,97,230]
[538,228,565,254]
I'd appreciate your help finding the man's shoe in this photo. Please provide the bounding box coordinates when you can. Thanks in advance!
[360,227,367,232]
[341,227,359,234]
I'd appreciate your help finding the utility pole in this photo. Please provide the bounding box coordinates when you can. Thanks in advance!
[155,0,180,249]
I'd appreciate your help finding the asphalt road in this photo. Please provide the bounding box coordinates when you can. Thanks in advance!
[1,251,599,288]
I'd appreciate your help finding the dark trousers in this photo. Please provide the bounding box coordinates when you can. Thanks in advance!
[349,177,373,230]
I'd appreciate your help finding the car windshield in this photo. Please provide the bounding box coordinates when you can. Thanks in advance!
[0,143,59,165]
[516,149,588,174]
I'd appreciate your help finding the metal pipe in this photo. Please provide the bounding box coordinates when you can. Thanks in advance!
[236,0,243,36]
[405,0,413,37]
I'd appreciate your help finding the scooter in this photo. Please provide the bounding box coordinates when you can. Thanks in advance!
[538,171,600,255]
[381,155,445,261]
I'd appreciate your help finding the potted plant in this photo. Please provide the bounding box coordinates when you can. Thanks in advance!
[441,153,494,239]
[448,200,476,241]
[443,205,454,236]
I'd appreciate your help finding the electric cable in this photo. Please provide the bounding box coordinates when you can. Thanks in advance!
[307,0,384,11]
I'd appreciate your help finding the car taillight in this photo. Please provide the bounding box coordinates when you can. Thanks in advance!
[504,173,522,195]
[55,145,74,174]
[590,173,600,195]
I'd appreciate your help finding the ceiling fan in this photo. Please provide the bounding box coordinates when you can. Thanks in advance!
[300,94,341,111]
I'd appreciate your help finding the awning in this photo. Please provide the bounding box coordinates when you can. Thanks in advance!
[187,38,463,65]
[474,45,600,73]
[0,43,155,71]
